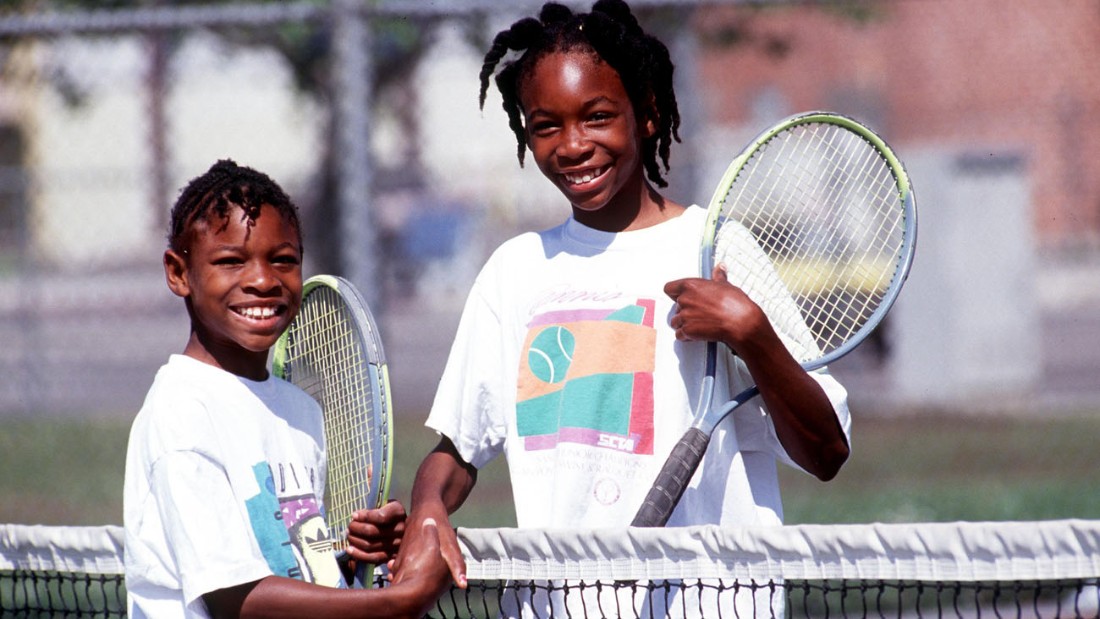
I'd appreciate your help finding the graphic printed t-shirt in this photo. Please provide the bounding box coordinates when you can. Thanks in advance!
[124,355,343,618]
[427,206,850,529]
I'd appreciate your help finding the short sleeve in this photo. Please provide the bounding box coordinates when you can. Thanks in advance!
[426,280,511,470]
[150,450,272,608]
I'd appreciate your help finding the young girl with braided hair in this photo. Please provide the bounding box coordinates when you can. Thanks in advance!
[124,160,449,618]
[396,0,851,601]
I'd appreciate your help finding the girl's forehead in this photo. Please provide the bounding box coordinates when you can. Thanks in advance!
[552,52,589,90]
[523,50,625,99]
[531,49,606,79]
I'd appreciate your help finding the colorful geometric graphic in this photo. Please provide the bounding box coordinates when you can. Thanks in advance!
[516,299,656,454]
[244,462,299,577]
[244,462,342,586]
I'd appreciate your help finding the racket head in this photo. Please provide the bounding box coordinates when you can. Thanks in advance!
[702,111,917,370]
[271,274,394,559]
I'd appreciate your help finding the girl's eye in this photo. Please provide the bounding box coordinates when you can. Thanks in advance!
[588,111,614,124]
[272,254,301,266]
[528,119,559,136]
[213,256,243,266]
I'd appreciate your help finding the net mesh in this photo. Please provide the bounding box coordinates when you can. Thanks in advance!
[0,524,125,618]
[4,521,1100,618]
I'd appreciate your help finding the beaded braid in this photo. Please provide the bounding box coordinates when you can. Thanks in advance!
[167,159,302,255]
[479,0,681,188]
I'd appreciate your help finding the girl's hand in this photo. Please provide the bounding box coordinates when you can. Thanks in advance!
[387,518,454,618]
[391,509,467,590]
[664,266,771,352]
[346,500,407,566]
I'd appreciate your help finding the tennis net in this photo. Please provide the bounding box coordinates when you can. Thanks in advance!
[1,524,125,618]
[3,520,1099,618]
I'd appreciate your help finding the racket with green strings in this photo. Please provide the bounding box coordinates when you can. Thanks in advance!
[272,274,393,586]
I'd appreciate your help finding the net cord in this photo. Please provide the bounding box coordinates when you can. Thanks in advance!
[455,520,1100,583]
[5,521,1100,583]
[1,524,124,574]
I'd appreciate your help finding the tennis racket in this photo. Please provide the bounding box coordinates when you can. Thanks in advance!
[632,111,917,527]
[271,274,394,586]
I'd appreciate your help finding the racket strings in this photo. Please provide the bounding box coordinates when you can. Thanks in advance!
[717,121,907,360]
[801,131,900,347]
[283,287,379,548]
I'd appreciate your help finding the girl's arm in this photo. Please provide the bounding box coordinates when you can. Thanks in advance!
[665,267,850,481]
[391,436,478,589]
[202,518,451,619]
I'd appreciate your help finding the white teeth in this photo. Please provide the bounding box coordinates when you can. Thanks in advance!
[565,168,604,185]
[239,307,276,319]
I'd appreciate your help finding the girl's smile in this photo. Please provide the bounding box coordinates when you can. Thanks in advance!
[561,164,611,187]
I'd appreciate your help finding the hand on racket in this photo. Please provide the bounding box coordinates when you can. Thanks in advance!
[666,265,771,346]
[346,501,406,567]
[272,274,394,586]
[632,111,917,527]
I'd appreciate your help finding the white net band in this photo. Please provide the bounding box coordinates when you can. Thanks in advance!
[4,521,1100,618]
[457,520,1100,583]
[5,520,1100,582]
[0,524,124,575]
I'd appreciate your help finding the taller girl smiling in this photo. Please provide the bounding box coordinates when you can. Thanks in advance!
[397,0,852,593]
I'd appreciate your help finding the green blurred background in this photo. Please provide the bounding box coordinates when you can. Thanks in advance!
[5,409,1099,528]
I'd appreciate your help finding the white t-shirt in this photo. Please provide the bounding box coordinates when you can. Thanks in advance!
[124,355,344,619]
[427,206,850,529]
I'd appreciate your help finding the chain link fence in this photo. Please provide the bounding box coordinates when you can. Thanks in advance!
[1,0,1098,417]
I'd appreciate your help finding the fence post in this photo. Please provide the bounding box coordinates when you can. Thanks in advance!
[332,0,377,308]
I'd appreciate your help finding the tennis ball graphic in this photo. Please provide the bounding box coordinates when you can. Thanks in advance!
[528,326,575,384]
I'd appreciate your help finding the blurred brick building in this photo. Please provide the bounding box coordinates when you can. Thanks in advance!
[695,0,1100,252]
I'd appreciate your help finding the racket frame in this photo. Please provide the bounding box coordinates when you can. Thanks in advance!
[701,111,917,372]
[632,112,917,526]
[271,274,394,582]
[693,111,917,435]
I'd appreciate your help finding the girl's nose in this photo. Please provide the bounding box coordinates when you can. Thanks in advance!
[557,123,593,160]
[243,261,279,292]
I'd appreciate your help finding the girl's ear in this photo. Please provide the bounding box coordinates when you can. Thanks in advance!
[163,249,191,299]
[640,97,659,139]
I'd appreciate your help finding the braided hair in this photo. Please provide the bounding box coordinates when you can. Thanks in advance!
[479,0,681,188]
[167,159,302,255]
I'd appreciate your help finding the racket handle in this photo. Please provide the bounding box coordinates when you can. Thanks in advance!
[353,561,376,588]
[631,427,712,527]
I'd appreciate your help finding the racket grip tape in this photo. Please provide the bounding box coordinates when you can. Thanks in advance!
[631,427,711,527]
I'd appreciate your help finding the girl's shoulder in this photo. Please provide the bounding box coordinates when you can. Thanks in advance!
[484,220,570,261]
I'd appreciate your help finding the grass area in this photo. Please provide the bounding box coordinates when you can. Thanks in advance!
[0,417,129,526]
[780,413,1100,523]
[3,411,1100,527]
[386,415,517,528]
[0,412,516,528]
